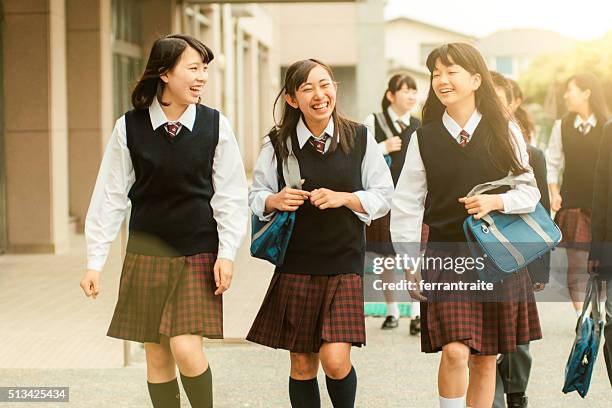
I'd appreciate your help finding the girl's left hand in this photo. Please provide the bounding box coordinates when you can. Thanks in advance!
[310,188,348,210]
[458,194,504,220]
[213,258,233,295]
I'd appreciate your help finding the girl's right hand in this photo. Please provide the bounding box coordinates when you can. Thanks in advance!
[385,136,402,153]
[550,192,562,212]
[267,187,310,212]
[80,269,100,299]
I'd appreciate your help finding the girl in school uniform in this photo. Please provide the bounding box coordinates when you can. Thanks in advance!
[79,34,249,408]
[545,73,610,313]
[247,59,393,408]
[390,43,542,408]
[363,74,423,332]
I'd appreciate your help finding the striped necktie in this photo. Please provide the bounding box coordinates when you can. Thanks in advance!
[309,135,328,154]
[578,122,592,135]
[165,121,181,138]
[459,129,470,147]
[396,119,408,131]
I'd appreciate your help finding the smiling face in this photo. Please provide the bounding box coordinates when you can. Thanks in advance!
[285,64,337,130]
[160,45,208,105]
[387,84,418,115]
[563,79,591,114]
[431,57,481,109]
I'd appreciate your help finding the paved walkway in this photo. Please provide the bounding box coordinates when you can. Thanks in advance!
[1,234,611,406]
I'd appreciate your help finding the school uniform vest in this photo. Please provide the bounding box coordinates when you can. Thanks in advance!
[125,104,219,256]
[417,119,509,242]
[275,124,368,276]
[373,112,420,185]
[560,114,604,210]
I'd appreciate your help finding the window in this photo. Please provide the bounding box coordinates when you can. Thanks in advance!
[111,0,143,119]
[496,57,514,76]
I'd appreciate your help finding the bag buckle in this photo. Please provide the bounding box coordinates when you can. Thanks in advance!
[482,225,490,234]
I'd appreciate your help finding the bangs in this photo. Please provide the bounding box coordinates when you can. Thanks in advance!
[425,43,473,74]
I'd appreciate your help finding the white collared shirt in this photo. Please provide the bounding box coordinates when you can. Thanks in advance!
[390,109,540,250]
[545,114,598,184]
[442,109,482,143]
[249,116,394,225]
[363,106,412,155]
[85,98,249,271]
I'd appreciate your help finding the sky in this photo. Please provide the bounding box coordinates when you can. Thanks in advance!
[385,0,612,40]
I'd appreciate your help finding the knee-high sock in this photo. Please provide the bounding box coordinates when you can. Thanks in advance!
[439,395,465,408]
[180,366,213,408]
[289,377,321,408]
[325,366,357,408]
[147,378,180,408]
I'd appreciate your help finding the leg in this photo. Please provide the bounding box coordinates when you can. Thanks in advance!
[170,334,212,408]
[145,336,180,408]
[320,342,356,408]
[289,352,321,408]
[498,344,531,407]
[438,342,469,399]
[381,266,399,329]
[467,355,497,408]
[566,248,589,312]
[492,355,505,408]
[604,279,612,387]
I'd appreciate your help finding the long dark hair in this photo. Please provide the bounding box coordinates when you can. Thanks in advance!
[422,43,527,175]
[566,73,611,122]
[381,73,417,112]
[508,78,535,144]
[270,59,356,159]
[131,34,214,109]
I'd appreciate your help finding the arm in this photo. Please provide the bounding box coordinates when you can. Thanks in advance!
[249,137,280,221]
[545,120,564,210]
[210,114,249,262]
[84,116,134,272]
[363,113,389,155]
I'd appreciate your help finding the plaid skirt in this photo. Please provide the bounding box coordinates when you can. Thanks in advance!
[555,208,591,249]
[419,249,542,355]
[107,252,222,343]
[246,273,366,353]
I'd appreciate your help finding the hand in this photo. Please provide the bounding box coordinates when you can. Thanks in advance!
[214,258,233,296]
[458,194,504,220]
[588,259,600,275]
[310,188,349,210]
[533,282,546,292]
[385,136,402,153]
[550,192,562,212]
[267,186,310,212]
[405,268,427,301]
[80,269,101,299]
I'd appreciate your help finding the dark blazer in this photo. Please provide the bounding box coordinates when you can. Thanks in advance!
[527,145,551,283]
[590,120,612,279]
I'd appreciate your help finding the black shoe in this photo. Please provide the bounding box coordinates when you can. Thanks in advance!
[409,316,421,336]
[506,393,528,408]
[381,316,399,329]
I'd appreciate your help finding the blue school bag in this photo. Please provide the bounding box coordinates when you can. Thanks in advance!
[463,175,562,283]
[250,136,303,266]
[562,276,604,398]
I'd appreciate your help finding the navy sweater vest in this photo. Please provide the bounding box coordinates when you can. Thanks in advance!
[125,104,219,256]
[560,114,604,210]
[418,119,509,242]
[275,124,368,276]
[373,112,420,185]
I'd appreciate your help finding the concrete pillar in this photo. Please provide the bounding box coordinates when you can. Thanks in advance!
[199,4,223,109]
[356,0,385,120]
[140,0,176,53]
[66,0,113,231]
[243,35,260,171]
[2,0,69,253]
[235,26,245,157]
[222,4,235,126]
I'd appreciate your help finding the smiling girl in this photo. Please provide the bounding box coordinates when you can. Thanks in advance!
[247,59,393,407]
[545,73,610,314]
[79,34,249,408]
[390,43,542,408]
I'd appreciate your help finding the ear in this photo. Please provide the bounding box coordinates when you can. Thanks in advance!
[583,88,592,101]
[385,90,394,104]
[160,70,169,84]
[285,93,299,109]
[472,73,482,91]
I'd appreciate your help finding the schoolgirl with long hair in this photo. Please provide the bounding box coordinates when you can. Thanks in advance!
[391,43,542,408]
[247,59,393,407]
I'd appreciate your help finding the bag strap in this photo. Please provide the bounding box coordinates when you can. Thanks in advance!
[281,136,303,189]
[576,277,603,335]
[374,112,395,140]
[466,171,537,198]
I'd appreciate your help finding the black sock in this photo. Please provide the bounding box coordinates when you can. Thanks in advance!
[180,366,213,408]
[147,378,180,408]
[289,376,321,408]
[325,366,357,408]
